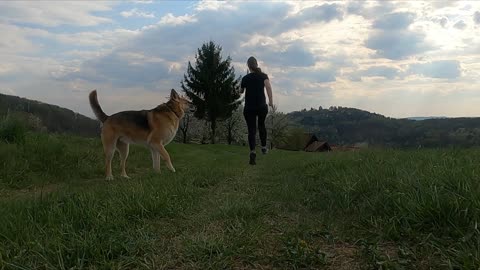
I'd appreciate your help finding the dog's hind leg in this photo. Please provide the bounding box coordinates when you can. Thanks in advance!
[150,148,160,172]
[101,129,117,180]
[117,140,130,178]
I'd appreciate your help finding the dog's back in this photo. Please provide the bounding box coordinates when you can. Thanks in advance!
[108,110,150,132]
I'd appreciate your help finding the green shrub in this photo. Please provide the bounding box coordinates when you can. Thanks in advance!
[0,115,28,144]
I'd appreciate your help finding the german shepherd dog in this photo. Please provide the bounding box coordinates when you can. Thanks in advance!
[89,89,190,180]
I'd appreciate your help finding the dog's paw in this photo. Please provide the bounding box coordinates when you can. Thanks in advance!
[121,174,130,179]
[167,164,175,172]
[105,175,114,181]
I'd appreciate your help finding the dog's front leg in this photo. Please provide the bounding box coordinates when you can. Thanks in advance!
[150,148,161,172]
[150,142,175,172]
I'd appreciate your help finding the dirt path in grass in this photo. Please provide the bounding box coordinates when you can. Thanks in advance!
[147,157,369,270]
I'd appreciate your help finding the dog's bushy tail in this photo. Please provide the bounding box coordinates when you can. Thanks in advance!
[89,90,108,123]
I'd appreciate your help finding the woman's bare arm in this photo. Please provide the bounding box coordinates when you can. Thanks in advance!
[264,79,273,106]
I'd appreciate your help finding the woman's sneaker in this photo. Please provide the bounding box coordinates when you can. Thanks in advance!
[261,147,268,155]
[249,152,256,165]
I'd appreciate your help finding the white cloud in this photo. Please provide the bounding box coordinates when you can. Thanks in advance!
[352,66,402,81]
[0,1,113,27]
[0,22,138,62]
[346,1,396,18]
[120,8,155,18]
[194,0,238,11]
[131,0,153,4]
[453,20,467,30]
[408,60,462,79]
[0,24,49,54]
[372,12,415,30]
[475,11,480,24]
[366,30,432,60]
[365,11,435,60]
[53,29,139,47]
[159,13,197,26]
[439,17,448,27]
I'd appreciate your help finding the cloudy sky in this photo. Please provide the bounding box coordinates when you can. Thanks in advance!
[1,1,479,118]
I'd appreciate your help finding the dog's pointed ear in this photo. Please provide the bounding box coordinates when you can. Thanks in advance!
[170,89,179,100]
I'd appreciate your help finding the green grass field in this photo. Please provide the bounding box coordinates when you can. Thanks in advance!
[1,132,480,269]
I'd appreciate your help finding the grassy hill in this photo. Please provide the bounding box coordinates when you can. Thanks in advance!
[288,107,480,148]
[0,93,99,137]
[1,130,480,269]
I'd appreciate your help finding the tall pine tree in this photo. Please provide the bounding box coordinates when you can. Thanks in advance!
[181,41,240,144]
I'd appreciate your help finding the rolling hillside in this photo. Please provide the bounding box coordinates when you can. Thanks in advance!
[0,93,99,137]
[288,107,480,147]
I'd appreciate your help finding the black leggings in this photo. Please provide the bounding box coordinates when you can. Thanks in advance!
[243,106,268,151]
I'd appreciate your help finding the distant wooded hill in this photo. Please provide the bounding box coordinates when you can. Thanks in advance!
[2,93,480,148]
[0,93,99,137]
[287,107,480,148]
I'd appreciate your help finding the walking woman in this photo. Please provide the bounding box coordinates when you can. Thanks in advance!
[240,56,273,165]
